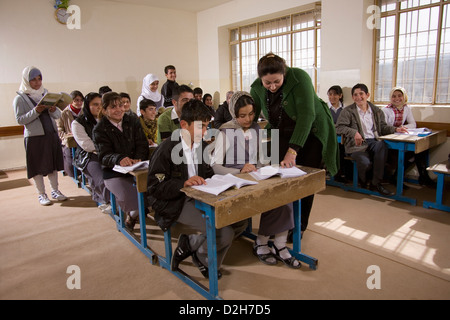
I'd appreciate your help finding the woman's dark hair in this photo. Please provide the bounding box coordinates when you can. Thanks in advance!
[70,90,84,100]
[234,95,255,118]
[83,92,102,122]
[257,52,287,78]
[139,98,156,112]
[101,91,121,110]
[180,99,212,125]
[202,93,212,104]
[327,85,344,104]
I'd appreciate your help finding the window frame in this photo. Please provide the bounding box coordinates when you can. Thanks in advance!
[229,3,322,93]
[372,0,450,105]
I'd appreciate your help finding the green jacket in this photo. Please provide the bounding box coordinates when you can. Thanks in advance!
[250,67,338,175]
[156,107,180,144]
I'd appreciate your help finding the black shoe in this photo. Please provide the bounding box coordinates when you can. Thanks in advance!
[375,183,394,196]
[171,234,192,271]
[419,175,436,188]
[192,252,222,279]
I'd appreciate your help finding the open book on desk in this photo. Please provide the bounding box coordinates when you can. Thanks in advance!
[113,160,149,174]
[37,92,72,109]
[395,128,432,137]
[191,173,258,196]
[249,165,307,181]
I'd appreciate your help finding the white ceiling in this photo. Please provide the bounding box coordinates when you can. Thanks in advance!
[104,0,233,12]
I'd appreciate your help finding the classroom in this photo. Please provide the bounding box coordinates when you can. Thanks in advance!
[0,0,449,300]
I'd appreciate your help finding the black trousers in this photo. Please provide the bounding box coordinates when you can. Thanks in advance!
[279,133,323,231]
[350,139,388,186]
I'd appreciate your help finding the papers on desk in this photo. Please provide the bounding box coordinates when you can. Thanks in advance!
[249,165,307,181]
[396,128,432,136]
[191,173,258,196]
[113,160,149,174]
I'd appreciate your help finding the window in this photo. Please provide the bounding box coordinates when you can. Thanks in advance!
[374,0,450,104]
[229,3,321,92]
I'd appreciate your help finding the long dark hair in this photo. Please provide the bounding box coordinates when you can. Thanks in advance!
[83,92,102,123]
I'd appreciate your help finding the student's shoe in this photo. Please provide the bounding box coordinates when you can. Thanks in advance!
[98,203,112,214]
[252,243,277,265]
[273,245,302,269]
[373,183,394,196]
[38,194,52,206]
[51,190,67,201]
[171,234,192,271]
[192,252,222,279]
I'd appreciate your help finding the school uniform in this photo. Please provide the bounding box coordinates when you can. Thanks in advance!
[212,109,294,237]
[147,133,247,268]
[93,113,149,213]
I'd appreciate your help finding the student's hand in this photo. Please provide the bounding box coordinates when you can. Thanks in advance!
[184,176,206,187]
[119,157,135,167]
[396,126,409,134]
[354,132,364,146]
[281,150,297,168]
[240,163,257,173]
[35,105,46,113]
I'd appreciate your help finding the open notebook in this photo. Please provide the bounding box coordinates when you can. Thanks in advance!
[113,160,149,174]
[191,173,258,196]
[249,165,307,181]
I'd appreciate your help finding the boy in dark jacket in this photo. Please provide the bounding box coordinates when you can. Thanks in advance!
[147,99,247,279]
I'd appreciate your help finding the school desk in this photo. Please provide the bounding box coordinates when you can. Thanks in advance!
[379,130,446,205]
[180,166,325,299]
[109,166,325,300]
[423,161,450,212]
[328,130,446,205]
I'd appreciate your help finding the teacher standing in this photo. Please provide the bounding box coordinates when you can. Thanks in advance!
[250,53,338,236]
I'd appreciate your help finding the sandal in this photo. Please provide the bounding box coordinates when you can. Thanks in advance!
[273,245,302,269]
[253,243,277,265]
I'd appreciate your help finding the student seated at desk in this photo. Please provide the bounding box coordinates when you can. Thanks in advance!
[56,90,84,178]
[382,87,435,187]
[93,92,149,230]
[138,98,158,146]
[212,91,301,269]
[147,99,248,279]
[72,92,111,213]
[336,83,408,196]
[156,84,194,144]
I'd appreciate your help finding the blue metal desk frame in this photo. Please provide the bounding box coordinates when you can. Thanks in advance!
[423,162,450,212]
[107,170,320,300]
[328,131,446,206]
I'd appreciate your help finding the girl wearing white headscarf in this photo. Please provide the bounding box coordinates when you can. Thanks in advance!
[136,74,165,114]
[13,66,67,206]
[383,87,435,186]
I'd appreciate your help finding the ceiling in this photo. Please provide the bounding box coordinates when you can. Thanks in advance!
[104,0,233,12]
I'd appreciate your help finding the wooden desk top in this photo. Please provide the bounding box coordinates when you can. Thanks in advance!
[379,130,446,154]
[428,161,450,175]
[182,166,325,229]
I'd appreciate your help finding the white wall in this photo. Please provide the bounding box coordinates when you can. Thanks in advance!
[0,0,199,169]
[0,0,448,170]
